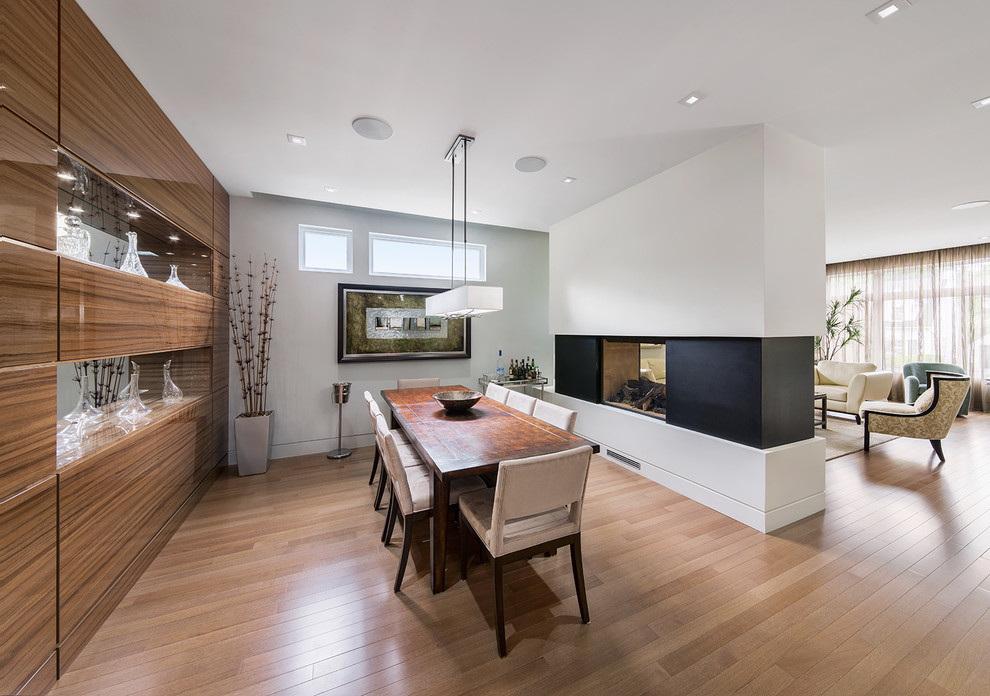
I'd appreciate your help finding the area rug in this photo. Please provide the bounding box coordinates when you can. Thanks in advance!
[820,416,897,461]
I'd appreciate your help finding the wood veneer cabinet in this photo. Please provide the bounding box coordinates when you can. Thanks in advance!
[0,0,58,139]
[0,365,55,502]
[0,239,57,368]
[0,107,57,249]
[213,177,230,256]
[0,477,57,696]
[59,0,214,247]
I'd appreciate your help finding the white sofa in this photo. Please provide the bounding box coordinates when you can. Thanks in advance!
[814,360,893,424]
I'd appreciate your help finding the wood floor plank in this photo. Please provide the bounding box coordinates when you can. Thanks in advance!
[50,413,990,696]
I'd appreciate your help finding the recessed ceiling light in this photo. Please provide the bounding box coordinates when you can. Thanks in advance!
[165,252,174,256]
[352,117,393,141]
[126,211,140,219]
[678,91,706,107]
[867,1,910,23]
[471,209,482,215]
[201,254,209,258]
[951,201,990,210]
[515,156,547,173]
[971,96,990,109]
[168,235,180,242]
[980,235,990,240]
[324,186,337,193]
[562,177,577,184]
[286,133,307,145]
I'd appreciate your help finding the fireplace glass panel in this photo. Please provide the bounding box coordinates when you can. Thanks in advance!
[602,339,666,419]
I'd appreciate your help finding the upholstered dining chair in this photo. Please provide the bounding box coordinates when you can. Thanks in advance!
[396,377,440,389]
[505,390,537,415]
[363,392,413,510]
[485,382,511,403]
[533,400,578,433]
[458,445,594,657]
[374,414,486,592]
[861,372,971,464]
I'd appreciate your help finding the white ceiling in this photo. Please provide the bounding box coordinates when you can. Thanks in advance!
[78,0,990,263]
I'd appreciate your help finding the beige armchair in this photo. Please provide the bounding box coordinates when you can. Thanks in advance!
[862,373,970,463]
[815,360,893,424]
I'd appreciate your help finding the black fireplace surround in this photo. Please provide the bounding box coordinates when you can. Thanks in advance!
[555,335,814,449]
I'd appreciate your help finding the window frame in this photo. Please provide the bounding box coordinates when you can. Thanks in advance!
[298,224,353,274]
[368,232,487,282]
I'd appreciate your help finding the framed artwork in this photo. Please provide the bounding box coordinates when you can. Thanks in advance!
[337,283,471,362]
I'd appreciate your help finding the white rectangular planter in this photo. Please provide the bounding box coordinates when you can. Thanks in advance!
[234,412,274,476]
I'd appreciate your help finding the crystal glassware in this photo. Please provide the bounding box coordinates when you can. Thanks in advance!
[162,359,183,404]
[119,231,149,277]
[117,361,152,422]
[57,215,91,261]
[165,264,190,289]
[64,376,101,424]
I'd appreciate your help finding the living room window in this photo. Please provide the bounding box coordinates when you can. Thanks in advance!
[369,232,486,281]
[298,225,353,273]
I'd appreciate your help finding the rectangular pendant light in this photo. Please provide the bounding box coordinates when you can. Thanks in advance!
[426,284,503,318]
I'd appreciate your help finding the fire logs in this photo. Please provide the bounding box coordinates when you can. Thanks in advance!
[607,379,666,415]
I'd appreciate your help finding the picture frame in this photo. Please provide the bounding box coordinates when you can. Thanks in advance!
[337,283,471,362]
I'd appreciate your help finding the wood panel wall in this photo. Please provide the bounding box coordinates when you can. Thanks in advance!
[0,240,57,368]
[59,258,215,361]
[0,477,57,696]
[213,177,230,256]
[0,366,55,502]
[0,107,57,249]
[0,0,58,139]
[59,0,214,246]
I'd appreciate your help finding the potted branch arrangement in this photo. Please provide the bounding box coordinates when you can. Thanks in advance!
[228,256,278,475]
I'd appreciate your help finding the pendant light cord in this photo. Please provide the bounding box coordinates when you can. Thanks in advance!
[450,147,455,290]
[463,141,468,287]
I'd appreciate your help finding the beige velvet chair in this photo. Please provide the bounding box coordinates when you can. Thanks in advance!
[374,414,485,592]
[458,445,593,657]
[861,373,971,463]
[815,360,894,424]
[532,400,578,433]
[505,389,537,415]
[485,382,511,403]
[396,377,440,389]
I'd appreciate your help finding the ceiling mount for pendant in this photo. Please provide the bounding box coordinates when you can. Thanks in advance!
[426,133,503,319]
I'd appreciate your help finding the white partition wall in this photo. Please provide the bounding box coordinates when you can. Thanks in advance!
[549,125,827,532]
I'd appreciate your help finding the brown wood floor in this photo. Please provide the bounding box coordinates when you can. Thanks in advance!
[51,414,990,696]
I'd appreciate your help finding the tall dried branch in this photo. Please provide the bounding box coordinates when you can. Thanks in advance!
[228,255,278,416]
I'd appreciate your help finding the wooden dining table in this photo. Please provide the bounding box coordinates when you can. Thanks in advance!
[381,385,600,593]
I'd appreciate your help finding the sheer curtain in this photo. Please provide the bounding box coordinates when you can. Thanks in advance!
[826,244,990,411]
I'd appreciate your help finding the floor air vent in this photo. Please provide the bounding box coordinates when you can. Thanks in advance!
[606,449,642,470]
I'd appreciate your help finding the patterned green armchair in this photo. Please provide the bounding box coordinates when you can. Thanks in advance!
[903,362,970,416]
[862,373,971,463]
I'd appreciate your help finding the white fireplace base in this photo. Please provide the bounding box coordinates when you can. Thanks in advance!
[549,390,826,533]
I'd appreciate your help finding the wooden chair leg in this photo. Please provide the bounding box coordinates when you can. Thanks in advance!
[373,468,388,510]
[459,508,470,580]
[368,445,380,485]
[930,439,945,463]
[394,514,414,592]
[493,557,507,657]
[382,492,398,545]
[570,537,591,624]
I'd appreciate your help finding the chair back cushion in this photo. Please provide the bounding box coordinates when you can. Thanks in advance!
[532,400,578,432]
[913,387,936,412]
[506,390,537,415]
[374,414,415,513]
[396,377,440,389]
[815,361,877,386]
[485,383,511,403]
[903,362,964,384]
[489,446,592,556]
[364,391,381,429]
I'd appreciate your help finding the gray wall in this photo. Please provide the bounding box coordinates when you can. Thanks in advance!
[229,194,550,461]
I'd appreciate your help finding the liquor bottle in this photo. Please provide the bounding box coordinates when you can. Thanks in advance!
[496,350,505,380]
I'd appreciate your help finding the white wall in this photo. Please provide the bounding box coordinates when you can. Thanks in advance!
[549,125,824,338]
[229,194,549,461]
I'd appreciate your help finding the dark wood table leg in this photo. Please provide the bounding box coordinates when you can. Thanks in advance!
[430,472,450,594]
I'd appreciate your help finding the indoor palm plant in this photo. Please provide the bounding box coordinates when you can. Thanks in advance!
[815,288,864,362]
[228,256,278,475]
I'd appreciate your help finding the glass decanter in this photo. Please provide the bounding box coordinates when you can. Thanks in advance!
[165,264,190,289]
[162,359,183,404]
[116,361,152,422]
[57,215,91,261]
[64,375,101,424]
[119,231,149,277]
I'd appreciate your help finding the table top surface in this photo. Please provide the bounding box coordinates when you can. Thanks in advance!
[381,385,598,479]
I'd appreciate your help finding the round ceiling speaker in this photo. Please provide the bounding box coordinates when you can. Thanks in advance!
[352,117,393,141]
[515,156,547,173]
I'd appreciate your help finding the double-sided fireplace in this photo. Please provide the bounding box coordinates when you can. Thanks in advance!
[602,339,667,419]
